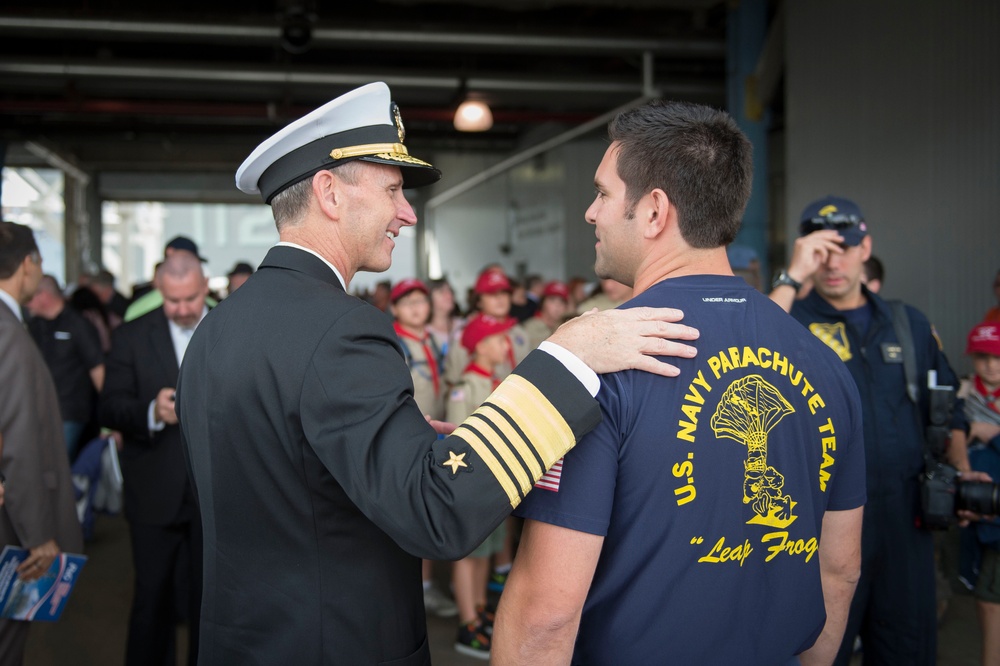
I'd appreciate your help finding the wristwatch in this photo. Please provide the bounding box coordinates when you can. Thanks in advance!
[771,269,802,292]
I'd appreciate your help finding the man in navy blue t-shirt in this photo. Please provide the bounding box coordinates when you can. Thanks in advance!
[493,102,867,665]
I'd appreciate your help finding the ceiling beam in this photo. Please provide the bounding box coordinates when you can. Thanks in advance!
[0,16,725,57]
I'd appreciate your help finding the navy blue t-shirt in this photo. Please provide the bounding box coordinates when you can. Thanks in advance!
[516,275,866,664]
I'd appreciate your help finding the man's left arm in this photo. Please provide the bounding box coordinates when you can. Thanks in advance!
[89,364,105,393]
[492,520,603,665]
[798,506,863,666]
[76,313,106,392]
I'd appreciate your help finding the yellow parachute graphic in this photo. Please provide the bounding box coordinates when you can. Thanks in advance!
[711,375,798,528]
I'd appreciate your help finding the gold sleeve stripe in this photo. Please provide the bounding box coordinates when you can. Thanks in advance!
[487,375,574,468]
[472,405,544,478]
[451,425,522,507]
[468,409,537,494]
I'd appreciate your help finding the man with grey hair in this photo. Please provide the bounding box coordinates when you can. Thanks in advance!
[27,274,105,459]
[101,250,208,666]
[176,82,701,664]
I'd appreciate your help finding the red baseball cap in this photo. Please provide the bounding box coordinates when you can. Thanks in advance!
[967,322,1000,356]
[474,270,512,295]
[541,281,570,301]
[461,314,514,353]
[390,278,429,303]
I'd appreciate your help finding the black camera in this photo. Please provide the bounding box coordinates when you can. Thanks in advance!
[920,460,1000,529]
[919,378,1000,529]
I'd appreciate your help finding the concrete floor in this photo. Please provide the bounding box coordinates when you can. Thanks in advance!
[24,513,984,665]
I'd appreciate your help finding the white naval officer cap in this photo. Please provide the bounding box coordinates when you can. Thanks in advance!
[235,82,441,203]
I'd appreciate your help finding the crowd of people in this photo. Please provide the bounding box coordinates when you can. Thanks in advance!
[0,80,998,666]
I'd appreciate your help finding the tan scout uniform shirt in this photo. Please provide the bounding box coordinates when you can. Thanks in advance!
[444,322,532,387]
[395,325,445,420]
[521,316,555,352]
[446,365,498,424]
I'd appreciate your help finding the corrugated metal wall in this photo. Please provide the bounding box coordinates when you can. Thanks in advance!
[785,0,1000,374]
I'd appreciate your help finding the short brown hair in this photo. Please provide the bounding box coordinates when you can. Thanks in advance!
[608,101,752,249]
[0,221,39,279]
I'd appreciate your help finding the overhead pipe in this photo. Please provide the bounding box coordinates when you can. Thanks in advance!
[0,16,726,57]
[0,60,722,98]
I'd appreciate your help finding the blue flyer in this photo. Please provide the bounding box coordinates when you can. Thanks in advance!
[0,546,87,621]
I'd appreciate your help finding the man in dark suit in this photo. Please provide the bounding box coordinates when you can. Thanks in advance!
[101,251,208,666]
[176,82,698,664]
[0,222,83,665]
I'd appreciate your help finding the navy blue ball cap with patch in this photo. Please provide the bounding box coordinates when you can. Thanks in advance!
[165,235,207,261]
[236,82,441,203]
[798,195,868,246]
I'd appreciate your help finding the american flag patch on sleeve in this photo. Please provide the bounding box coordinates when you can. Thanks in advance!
[534,457,564,492]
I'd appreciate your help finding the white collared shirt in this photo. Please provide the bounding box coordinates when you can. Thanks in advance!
[167,308,207,367]
[0,288,23,323]
[149,305,209,432]
[276,241,347,290]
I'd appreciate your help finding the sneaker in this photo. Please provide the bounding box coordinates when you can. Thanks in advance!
[423,584,458,618]
[478,606,495,636]
[487,570,508,593]
[455,621,491,660]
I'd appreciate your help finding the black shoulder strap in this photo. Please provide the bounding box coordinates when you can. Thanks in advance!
[396,333,414,367]
[427,332,445,370]
[888,299,919,405]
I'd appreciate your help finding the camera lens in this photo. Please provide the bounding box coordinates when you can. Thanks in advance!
[957,481,1000,516]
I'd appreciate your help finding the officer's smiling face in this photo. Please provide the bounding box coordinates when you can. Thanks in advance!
[813,235,872,306]
[341,162,417,275]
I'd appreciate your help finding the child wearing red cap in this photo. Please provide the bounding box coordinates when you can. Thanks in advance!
[522,280,571,350]
[444,268,531,388]
[445,313,515,659]
[390,279,445,420]
[947,321,1000,661]
[391,279,459,620]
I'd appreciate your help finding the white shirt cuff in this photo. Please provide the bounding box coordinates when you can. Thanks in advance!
[148,400,166,433]
[537,341,600,398]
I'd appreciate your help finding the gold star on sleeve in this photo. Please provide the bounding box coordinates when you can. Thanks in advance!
[442,450,468,475]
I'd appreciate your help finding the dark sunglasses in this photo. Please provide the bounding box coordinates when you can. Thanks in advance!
[802,213,863,232]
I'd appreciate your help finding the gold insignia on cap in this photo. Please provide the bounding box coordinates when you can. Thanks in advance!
[328,142,433,169]
[374,152,434,167]
[442,450,469,475]
[818,204,839,216]
[392,103,405,143]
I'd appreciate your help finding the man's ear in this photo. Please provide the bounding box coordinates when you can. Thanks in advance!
[860,235,873,261]
[312,170,341,221]
[643,189,671,239]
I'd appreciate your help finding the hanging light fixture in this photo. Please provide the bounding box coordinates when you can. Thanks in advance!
[454,97,493,132]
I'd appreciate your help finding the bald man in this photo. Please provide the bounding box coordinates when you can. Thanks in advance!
[100,252,208,666]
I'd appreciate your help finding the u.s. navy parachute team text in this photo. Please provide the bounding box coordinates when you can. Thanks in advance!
[516,275,867,664]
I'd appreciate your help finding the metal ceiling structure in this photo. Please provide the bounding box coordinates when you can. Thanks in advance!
[0,1,728,185]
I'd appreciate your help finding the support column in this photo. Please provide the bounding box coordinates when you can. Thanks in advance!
[727,0,771,281]
[85,175,103,272]
[63,176,89,283]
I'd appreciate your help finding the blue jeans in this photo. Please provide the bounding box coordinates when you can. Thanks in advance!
[63,420,86,461]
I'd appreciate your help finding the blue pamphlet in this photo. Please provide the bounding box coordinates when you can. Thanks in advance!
[0,546,87,621]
